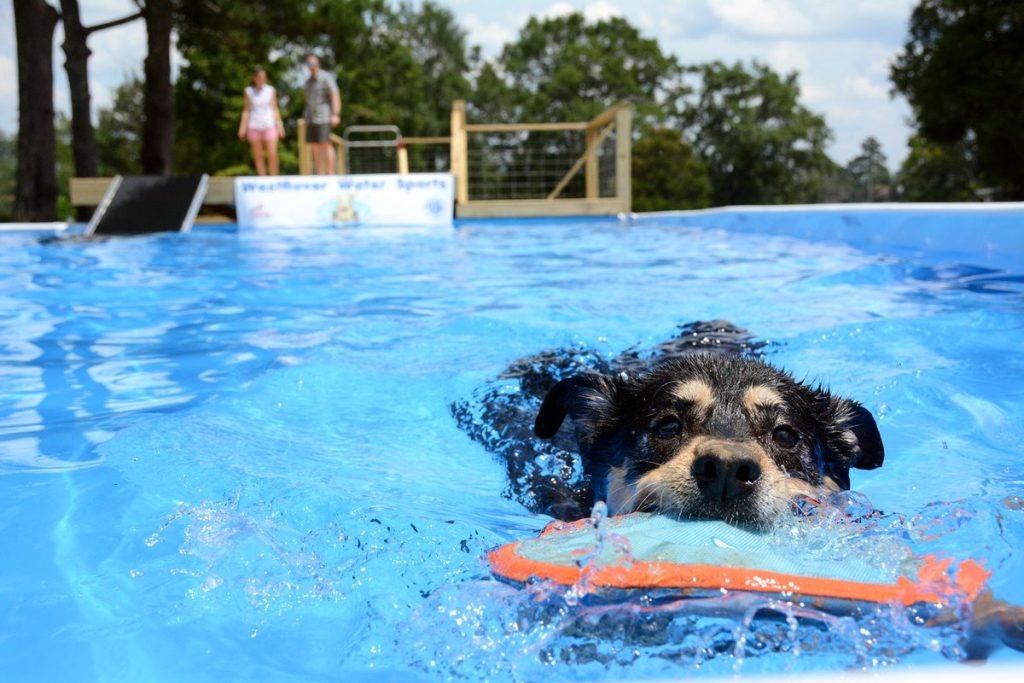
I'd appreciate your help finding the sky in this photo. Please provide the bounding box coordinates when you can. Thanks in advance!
[0,0,918,168]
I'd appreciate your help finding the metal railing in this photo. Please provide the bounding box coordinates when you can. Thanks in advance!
[297,121,410,176]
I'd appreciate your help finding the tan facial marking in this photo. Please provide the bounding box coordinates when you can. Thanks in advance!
[742,385,784,415]
[669,379,714,416]
[613,435,828,525]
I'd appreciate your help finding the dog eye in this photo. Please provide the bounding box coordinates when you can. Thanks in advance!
[772,425,800,449]
[651,417,682,438]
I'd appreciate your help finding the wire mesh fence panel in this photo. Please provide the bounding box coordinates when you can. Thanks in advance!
[406,144,451,174]
[470,131,576,200]
[347,147,399,175]
[342,125,403,175]
[599,132,618,198]
[465,129,618,201]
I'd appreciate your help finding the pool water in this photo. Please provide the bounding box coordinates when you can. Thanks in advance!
[2,211,1023,681]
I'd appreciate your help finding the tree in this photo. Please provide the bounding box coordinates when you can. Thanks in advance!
[95,76,145,176]
[896,134,976,201]
[59,0,142,180]
[891,0,1024,198]
[172,0,473,175]
[141,0,175,174]
[632,129,711,211]
[392,1,473,171]
[395,1,473,135]
[475,12,687,129]
[467,12,688,200]
[54,113,76,219]
[0,131,17,221]
[684,61,834,206]
[172,0,315,175]
[13,0,59,221]
[816,159,859,204]
[846,136,892,202]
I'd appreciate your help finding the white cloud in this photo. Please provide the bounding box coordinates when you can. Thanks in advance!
[800,83,829,105]
[767,41,810,76]
[581,1,622,22]
[632,10,658,33]
[708,0,815,38]
[540,2,575,19]
[462,14,518,56]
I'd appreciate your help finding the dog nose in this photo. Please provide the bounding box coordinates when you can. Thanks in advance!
[691,446,762,502]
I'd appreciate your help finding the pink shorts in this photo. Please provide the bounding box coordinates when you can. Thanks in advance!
[247,127,279,143]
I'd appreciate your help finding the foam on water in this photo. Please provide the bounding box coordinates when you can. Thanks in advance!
[1,216,1024,680]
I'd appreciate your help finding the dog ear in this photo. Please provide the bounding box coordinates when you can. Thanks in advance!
[843,401,884,471]
[534,373,618,445]
[823,397,884,471]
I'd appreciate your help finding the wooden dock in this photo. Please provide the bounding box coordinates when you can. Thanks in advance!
[71,101,633,220]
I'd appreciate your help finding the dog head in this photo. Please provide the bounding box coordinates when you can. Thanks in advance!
[534,355,884,528]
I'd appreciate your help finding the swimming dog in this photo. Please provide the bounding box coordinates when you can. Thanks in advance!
[453,323,1024,658]
[534,352,884,530]
[453,320,883,526]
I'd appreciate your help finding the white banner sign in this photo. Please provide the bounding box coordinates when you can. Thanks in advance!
[234,173,454,229]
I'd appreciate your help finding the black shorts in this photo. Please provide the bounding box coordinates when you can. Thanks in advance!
[306,123,332,143]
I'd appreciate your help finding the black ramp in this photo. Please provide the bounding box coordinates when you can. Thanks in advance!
[86,175,208,236]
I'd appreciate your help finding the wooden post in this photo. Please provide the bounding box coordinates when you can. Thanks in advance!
[614,105,633,213]
[450,99,469,204]
[297,118,311,175]
[334,136,347,175]
[585,125,598,199]
[397,141,409,174]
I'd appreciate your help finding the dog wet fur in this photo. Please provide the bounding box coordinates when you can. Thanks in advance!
[452,321,883,528]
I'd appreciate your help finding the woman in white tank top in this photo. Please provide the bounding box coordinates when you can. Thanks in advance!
[238,67,286,175]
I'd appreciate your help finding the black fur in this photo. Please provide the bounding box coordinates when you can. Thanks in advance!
[451,321,781,520]
[535,354,883,526]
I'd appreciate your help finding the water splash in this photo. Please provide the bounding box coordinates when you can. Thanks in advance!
[400,491,1004,680]
[564,501,636,606]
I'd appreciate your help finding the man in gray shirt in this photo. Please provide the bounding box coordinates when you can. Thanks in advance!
[304,55,342,175]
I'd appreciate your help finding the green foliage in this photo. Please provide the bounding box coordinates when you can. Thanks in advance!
[684,61,834,206]
[0,131,15,221]
[468,12,694,204]
[95,75,144,176]
[391,1,473,135]
[3,113,70,224]
[845,137,892,202]
[896,134,976,201]
[55,114,75,220]
[173,0,314,174]
[891,0,1024,198]
[632,129,711,211]
[72,2,903,212]
[475,12,686,131]
[169,0,470,175]
[808,156,856,204]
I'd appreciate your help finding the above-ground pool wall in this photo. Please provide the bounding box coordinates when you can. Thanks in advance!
[632,204,1024,269]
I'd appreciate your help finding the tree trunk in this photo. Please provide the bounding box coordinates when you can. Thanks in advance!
[13,0,59,222]
[141,0,174,175]
[60,0,98,179]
